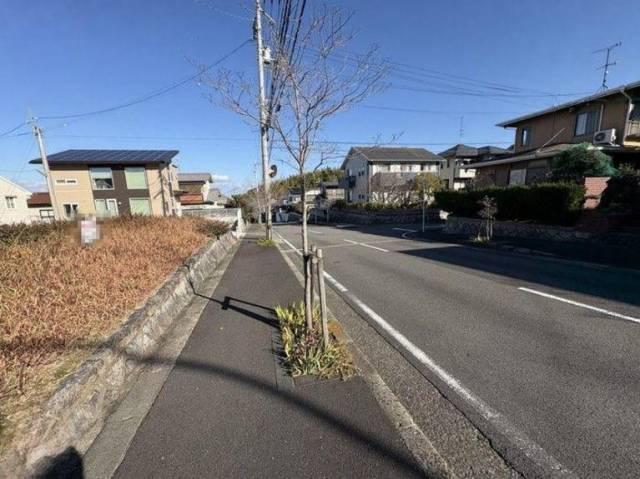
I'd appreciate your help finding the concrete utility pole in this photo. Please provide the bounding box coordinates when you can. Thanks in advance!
[595,42,622,91]
[31,119,61,220]
[254,0,273,240]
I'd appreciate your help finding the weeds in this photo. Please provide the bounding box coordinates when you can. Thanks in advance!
[0,215,224,436]
[256,238,275,247]
[275,302,356,379]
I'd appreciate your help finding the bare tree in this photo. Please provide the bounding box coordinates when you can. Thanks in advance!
[200,3,388,327]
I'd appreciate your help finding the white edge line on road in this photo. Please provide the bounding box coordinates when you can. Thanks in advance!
[359,242,390,252]
[343,238,389,252]
[326,275,574,477]
[518,287,640,324]
[277,234,302,257]
[393,228,417,232]
[275,228,574,476]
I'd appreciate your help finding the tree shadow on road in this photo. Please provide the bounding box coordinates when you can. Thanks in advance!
[116,349,431,478]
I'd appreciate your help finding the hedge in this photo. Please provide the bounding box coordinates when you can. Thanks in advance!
[434,183,586,225]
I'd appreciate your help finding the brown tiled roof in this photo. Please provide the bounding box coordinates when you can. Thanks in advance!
[27,192,51,207]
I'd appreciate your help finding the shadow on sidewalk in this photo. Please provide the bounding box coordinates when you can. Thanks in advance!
[194,294,280,329]
[118,349,428,478]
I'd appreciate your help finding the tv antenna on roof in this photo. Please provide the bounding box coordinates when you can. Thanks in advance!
[594,42,622,91]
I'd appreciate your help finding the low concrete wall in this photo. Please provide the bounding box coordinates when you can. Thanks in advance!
[443,216,640,248]
[322,208,441,225]
[0,230,241,477]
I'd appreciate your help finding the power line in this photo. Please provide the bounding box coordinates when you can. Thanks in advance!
[45,133,511,146]
[0,121,28,138]
[360,105,523,115]
[37,39,251,121]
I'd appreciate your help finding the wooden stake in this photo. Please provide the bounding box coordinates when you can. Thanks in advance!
[316,248,329,346]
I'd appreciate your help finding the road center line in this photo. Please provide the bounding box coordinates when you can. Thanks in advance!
[518,287,640,324]
[393,228,417,232]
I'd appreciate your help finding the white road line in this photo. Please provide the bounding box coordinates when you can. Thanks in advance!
[518,287,640,325]
[275,227,573,475]
[343,238,389,252]
[276,234,302,257]
[308,229,324,235]
[359,242,390,252]
[323,274,574,477]
[392,227,417,239]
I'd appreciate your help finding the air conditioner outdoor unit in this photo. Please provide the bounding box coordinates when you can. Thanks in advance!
[593,128,616,145]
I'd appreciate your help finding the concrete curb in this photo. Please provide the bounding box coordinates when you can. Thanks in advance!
[0,230,242,478]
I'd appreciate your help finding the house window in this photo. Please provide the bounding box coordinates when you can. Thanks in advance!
[400,164,410,172]
[509,168,526,186]
[575,110,599,137]
[378,164,390,172]
[124,167,147,189]
[129,198,151,215]
[520,127,531,147]
[95,199,119,218]
[63,203,79,219]
[90,167,114,190]
[5,196,16,209]
[39,209,54,219]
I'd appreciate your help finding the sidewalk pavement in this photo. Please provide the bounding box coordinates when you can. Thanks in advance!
[111,230,424,478]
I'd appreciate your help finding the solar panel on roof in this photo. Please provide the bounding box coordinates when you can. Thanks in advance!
[30,149,179,165]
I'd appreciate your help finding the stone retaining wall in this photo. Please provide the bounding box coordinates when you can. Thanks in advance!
[443,216,640,248]
[0,230,241,477]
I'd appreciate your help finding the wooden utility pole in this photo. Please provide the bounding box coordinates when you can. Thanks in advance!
[254,0,273,240]
[31,120,61,220]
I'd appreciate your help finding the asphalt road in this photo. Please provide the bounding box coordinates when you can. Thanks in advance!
[274,222,640,478]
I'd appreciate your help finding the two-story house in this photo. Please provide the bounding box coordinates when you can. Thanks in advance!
[29,149,181,220]
[341,147,444,204]
[474,80,640,186]
[178,172,229,210]
[437,144,511,190]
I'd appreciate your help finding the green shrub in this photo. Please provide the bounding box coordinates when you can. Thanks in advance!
[550,143,617,181]
[333,199,347,210]
[599,174,640,212]
[434,183,585,225]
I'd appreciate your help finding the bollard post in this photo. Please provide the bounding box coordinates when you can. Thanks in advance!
[316,248,329,346]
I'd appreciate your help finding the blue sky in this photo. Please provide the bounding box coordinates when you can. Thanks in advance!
[1,0,639,193]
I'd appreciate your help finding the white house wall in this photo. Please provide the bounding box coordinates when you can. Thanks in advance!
[0,176,35,225]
